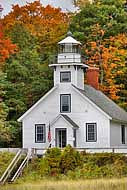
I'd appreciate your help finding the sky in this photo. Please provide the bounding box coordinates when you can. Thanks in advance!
[0,0,76,17]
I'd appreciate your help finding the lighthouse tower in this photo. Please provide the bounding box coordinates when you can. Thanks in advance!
[49,32,88,90]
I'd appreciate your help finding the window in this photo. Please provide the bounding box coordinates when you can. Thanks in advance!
[60,94,71,113]
[35,124,46,143]
[60,72,71,82]
[73,45,80,53]
[65,44,72,53]
[58,44,80,53]
[86,123,97,142]
[121,125,125,144]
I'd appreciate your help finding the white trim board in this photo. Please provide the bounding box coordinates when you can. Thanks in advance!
[50,114,78,129]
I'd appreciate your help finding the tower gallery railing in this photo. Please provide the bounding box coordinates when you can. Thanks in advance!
[49,55,86,64]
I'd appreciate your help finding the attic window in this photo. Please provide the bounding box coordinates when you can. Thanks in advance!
[86,123,97,142]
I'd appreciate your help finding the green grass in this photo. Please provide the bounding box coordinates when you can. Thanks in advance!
[1,178,127,190]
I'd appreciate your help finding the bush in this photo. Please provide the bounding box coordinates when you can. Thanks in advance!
[60,145,83,174]
[44,147,61,176]
[37,158,50,177]
[20,147,127,180]
[82,153,127,166]
[112,159,127,177]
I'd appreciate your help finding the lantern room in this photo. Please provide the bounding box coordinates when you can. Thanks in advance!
[57,31,82,64]
[58,31,81,53]
[58,31,81,54]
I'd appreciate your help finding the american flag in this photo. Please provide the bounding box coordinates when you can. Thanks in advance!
[48,123,51,142]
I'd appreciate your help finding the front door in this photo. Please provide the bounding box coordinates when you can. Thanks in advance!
[55,128,67,148]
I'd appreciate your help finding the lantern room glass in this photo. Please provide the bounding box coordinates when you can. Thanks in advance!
[59,44,80,53]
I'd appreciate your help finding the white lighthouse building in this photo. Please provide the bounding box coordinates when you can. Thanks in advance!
[18,32,127,150]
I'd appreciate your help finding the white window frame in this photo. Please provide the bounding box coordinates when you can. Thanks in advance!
[35,124,46,143]
[86,123,97,142]
[60,94,71,113]
[60,71,71,83]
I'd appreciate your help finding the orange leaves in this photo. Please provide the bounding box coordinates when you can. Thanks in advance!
[0,26,17,68]
[85,25,127,101]
[2,1,69,45]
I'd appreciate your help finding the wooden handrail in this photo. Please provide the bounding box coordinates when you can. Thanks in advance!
[0,149,22,184]
[11,154,29,182]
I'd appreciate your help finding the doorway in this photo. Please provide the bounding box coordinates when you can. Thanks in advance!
[55,128,67,148]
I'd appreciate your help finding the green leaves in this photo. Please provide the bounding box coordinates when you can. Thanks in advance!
[71,0,127,43]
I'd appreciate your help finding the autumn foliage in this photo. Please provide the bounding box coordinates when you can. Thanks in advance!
[85,24,127,101]
[0,25,16,67]
[2,1,69,51]
[1,0,127,147]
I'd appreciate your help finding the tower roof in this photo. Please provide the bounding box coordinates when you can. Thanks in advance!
[58,32,81,45]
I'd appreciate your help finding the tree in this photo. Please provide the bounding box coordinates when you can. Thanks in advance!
[73,0,91,9]
[4,24,54,147]
[0,27,16,147]
[0,72,12,147]
[70,0,127,109]
[85,25,127,102]
[70,0,127,43]
[0,25,16,68]
[2,1,69,53]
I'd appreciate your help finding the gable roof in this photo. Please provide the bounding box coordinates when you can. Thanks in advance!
[18,86,58,122]
[50,114,79,129]
[73,85,127,123]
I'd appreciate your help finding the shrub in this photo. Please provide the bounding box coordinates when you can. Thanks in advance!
[37,158,50,177]
[44,147,61,176]
[20,148,127,180]
[112,159,127,177]
[60,145,83,174]
[82,153,127,166]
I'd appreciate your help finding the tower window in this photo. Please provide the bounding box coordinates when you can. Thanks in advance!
[60,94,71,112]
[60,72,71,82]
[86,123,97,142]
